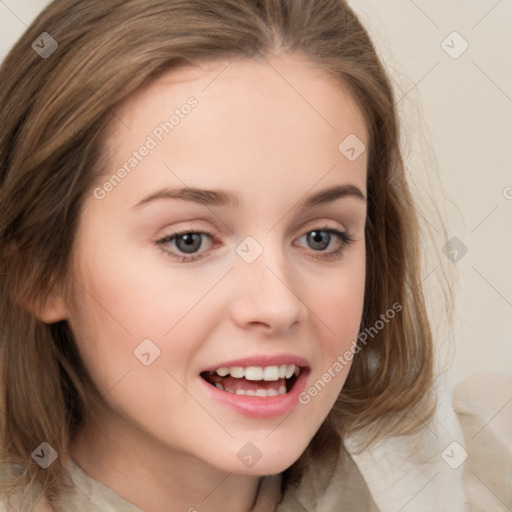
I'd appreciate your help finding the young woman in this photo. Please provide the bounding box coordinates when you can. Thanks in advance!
[0,0,478,510]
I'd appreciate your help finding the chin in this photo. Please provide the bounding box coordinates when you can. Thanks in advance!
[211,431,317,477]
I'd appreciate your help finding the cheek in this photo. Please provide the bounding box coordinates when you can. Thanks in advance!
[301,252,365,405]
[318,286,364,383]
[66,241,227,396]
[317,254,366,349]
[70,232,208,336]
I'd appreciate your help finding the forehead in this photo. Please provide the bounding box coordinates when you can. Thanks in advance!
[95,53,368,212]
[106,53,368,149]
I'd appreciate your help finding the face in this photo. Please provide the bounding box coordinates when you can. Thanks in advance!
[63,53,368,476]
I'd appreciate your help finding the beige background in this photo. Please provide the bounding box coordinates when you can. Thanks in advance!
[1,0,511,388]
[349,0,512,388]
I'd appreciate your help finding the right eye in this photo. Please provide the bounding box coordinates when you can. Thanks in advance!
[156,231,216,262]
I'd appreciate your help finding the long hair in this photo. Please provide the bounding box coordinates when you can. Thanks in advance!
[0,0,436,507]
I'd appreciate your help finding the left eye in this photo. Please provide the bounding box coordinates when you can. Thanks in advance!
[172,232,208,254]
[301,230,336,251]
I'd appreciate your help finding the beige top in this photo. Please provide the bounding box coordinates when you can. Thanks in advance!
[1,373,511,511]
[452,373,512,512]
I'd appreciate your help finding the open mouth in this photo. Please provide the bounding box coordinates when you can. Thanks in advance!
[200,364,304,397]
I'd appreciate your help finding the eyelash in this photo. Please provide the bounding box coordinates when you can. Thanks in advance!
[156,227,354,264]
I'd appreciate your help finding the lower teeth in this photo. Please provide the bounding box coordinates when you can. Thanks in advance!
[214,383,287,396]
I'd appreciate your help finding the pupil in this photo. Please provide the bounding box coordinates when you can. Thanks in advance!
[176,233,202,253]
[308,231,330,251]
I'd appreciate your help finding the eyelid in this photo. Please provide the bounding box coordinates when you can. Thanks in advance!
[296,218,348,234]
[156,223,354,264]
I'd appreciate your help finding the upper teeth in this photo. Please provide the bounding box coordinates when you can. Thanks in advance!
[215,364,299,381]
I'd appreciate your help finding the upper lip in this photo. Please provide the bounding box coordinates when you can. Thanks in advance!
[200,354,310,373]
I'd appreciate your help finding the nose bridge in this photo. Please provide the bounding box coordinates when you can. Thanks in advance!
[230,234,306,331]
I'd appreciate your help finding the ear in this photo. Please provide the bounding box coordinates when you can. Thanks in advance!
[28,287,69,324]
[34,291,69,323]
[7,241,70,323]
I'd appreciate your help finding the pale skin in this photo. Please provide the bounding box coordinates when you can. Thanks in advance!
[39,53,368,512]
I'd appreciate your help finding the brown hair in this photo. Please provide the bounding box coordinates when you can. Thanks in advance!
[0,0,437,508]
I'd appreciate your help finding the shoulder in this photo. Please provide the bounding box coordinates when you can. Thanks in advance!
[452,373,512,512]
[452,373,512,430]
[0,490,53,512]
[277,440,380,511]
[280,378,469,512]
[0,463,56,512]
[0,494,53,512]
[345,378,469,511]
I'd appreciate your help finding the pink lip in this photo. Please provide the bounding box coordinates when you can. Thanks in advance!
[198,354,311,419]
[200,354,310,373]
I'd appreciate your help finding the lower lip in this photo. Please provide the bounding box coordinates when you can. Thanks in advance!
[199,370,309,419]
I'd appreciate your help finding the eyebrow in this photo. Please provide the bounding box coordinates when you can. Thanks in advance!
[131,183,366,210]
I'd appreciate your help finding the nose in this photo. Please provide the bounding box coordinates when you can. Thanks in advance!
[228,243,307,335]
